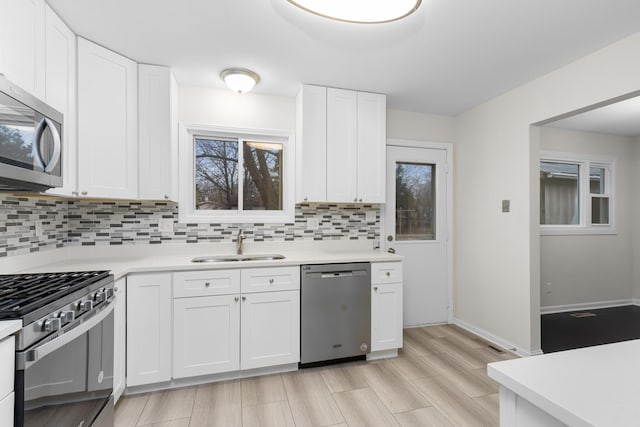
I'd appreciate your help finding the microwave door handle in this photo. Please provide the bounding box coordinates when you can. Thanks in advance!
[32,118,47,170]
[18,302,114,370]
[42,117,61,173]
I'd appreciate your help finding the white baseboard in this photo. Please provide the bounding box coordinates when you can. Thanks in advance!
[540,299,634,315]
[452,317,542,358]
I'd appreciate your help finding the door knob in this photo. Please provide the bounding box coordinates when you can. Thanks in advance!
[387,235,393,241]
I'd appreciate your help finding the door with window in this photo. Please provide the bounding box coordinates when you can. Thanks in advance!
[385,144,449,326]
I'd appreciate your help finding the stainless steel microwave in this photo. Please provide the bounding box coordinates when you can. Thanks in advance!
[0,74,63,192]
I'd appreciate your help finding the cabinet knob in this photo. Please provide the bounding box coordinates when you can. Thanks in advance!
[353,197,358,202]
[269,278,274,284]
[359,198,363,202]
[164,194,169,199]
[204,282,211,287]
[373,286,378,291]
[242,296,247,301]
[386,272,390,277]
[71,191,78,196]
[234,296,239,302]
[304,197,308,202]
[81,191,88,196]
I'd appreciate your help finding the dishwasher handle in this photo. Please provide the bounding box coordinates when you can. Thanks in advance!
[320,271,354,279]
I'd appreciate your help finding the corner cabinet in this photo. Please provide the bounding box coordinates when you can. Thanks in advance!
[77,37,138,199]
[371,262,403,352]
[296,84,386,204]
[126,273,172,387]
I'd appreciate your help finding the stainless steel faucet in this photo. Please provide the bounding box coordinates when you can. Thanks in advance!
[236,229,245,255]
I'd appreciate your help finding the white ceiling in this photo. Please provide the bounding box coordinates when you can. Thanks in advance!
[48,0,640,115]
[547,96,640,138]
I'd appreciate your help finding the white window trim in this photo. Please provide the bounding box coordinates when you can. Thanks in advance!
[540,151,616,236]
[178,123,295,224]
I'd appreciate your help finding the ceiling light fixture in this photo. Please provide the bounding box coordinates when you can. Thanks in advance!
[287,0,421,24]
[220,68,260,94]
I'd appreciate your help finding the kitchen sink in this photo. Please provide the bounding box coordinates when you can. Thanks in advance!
[191,254,286,263]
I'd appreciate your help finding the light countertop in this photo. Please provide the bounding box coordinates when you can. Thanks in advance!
[3,241,401,280]
[488,339,640,426]
[0,320,21,341]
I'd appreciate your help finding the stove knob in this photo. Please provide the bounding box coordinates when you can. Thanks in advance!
[78,300,93,312]
[58,311,75,323]
[94,291,106,303]
[43,318,62,332]
[105,288,115,299]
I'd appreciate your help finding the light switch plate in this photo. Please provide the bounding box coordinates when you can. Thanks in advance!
[158,218,174,233]
[502,200,510,213]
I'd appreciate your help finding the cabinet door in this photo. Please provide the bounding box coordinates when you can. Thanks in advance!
[371,283,403,351]
[77,37,138,199]
[173,295,240,378]
[138,64,178,201]
[113,278,126,403]
[296,85,327,202]
[326,88,357,203]
[127,273,171,387]
[241,290,300,370]
[44,5,78,197]
[0,392,14,427]
[0,0,45,98]
[356,92,386,203]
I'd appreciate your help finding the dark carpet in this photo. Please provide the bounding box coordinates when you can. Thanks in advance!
[541,305,640,353]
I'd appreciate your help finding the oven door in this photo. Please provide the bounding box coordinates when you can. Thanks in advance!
[15,302,114,427]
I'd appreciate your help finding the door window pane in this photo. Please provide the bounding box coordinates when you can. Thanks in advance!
[396,162,435,241]
[243,141,283,210]
[194,137,238,210]
[540,162,580,225]
[591,196,609,224]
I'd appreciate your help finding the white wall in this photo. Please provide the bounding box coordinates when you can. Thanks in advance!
[632,137,640,301]
[454,32,640,355]
[539,127,633,309]
[387,109,455,142]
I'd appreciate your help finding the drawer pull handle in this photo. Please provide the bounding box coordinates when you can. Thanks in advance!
[269,278,274,284]
[242,296,246,301]
[205,282,211,287]
[234,296,239,302]
[373,286,378,291]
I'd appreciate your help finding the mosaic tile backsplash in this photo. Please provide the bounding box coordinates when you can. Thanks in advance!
[0,195,380,257]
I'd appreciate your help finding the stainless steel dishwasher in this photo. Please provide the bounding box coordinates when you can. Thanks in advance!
[300,263,371,367]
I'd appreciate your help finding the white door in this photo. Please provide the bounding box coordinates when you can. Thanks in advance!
[385,144,450,326]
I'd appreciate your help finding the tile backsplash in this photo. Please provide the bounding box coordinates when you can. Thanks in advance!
[0,195,380,257]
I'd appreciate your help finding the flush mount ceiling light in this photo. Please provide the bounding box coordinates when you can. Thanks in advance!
[287,0,421,24]
[220,68,260,94]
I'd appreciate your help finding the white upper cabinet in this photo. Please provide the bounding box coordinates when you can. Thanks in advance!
[295,85,327,203]
[138,64,178,201]
[44,5,77,197]
[77,37,138,199]
[296,84,386,204]
[0,0,45,98]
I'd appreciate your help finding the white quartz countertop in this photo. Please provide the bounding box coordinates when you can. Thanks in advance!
[0,320,21,340]
[488,339,640,427]
[4,241,401,280]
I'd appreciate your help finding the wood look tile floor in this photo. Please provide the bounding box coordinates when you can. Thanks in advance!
[115,325,517,427]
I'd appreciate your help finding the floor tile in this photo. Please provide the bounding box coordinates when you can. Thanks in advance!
[189,381,242,427]
[356,363,430,413]
[137,387,196,426]
[241,374,287,407]
[242,400,296,427]
[333,388,400,427]
[282,370,345,426]
[394,407,454,427]
[114,394,149,427]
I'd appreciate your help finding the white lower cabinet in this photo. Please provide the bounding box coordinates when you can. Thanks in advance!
[173,294,240,378]
[0,392,14,426]
[240,290,300,370]
[126,273,172,387]
[371,262,403,352]
[113,278,126,402]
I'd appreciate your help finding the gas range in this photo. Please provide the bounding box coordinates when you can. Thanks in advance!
[0,271,114,350]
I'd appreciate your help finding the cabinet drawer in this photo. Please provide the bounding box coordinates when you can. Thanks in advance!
[0,392,14,426]
[0,336,14,399]
[371,262,403,284]
[173,270,240,297]
[241,267,300,293]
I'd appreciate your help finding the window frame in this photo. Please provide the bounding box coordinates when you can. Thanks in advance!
[178,124,295,224]
[540,151,615,236]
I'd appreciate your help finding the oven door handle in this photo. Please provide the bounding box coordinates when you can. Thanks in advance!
[18,302,114,370]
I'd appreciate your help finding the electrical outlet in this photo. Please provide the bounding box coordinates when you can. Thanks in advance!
[307,218,319,230]
[545,282,552,294]
[158,218,174,233]
[34,220,44,238]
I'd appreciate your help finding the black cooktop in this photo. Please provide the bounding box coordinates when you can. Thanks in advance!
[0,271,111,319]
